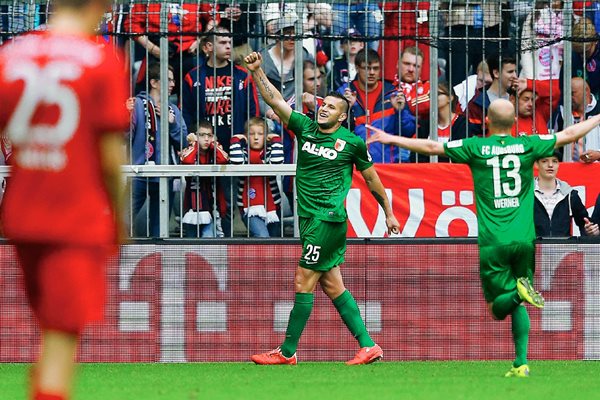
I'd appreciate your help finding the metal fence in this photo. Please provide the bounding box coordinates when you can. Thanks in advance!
[1,1,599,239]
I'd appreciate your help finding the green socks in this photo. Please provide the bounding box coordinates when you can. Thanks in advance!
[333,290,375,348]
[280,290,375,357]
[512,305,530,368]
[280,293,314,358]
[492,290,522,320]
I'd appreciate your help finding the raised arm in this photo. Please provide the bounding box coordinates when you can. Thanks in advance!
[360,166,400,235]
[554,114,600,148]
[365,124,446,156]
[244,52,292,126]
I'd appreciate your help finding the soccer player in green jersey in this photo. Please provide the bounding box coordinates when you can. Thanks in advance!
[244,52,401,365]
[366,99,600,377]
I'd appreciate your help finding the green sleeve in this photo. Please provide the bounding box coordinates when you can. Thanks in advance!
[287,111,316,141]
[529,134,557,159]
[353,137,374,171]
[444,137,475,164]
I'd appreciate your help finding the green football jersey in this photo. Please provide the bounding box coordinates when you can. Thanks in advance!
[444,134,556,246]
[287,111,373,222]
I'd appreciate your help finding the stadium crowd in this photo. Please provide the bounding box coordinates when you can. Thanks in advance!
[1,1,600,238]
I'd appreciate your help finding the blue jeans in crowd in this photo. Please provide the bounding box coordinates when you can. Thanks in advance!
[242,212,281,238]
[183,222,215,238]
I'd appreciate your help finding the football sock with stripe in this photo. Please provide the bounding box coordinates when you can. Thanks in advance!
[280,292,314,358]
[333,290,375,348]
[34,391,65,400]
[492,290,521,320]
[511,305,530,368]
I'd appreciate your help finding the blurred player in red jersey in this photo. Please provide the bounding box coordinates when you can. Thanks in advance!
[0,1,129,399]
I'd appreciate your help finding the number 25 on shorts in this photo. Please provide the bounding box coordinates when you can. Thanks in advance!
[303,244,321,264]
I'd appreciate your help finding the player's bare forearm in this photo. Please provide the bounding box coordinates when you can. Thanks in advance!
[99,133,127,242]
[361,166,401,235]
[365,124,446,155]
[250,67,292,125]
[555,114,600,148]
[361,166,393,217]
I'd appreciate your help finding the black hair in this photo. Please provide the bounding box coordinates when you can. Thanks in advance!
[325,91,350,117]
[355,48,380,68]
[486,53,517,79]
[147,62,174,82]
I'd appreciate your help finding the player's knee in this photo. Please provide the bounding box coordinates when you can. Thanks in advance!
[321,284,345,300]
[487,302,503,321]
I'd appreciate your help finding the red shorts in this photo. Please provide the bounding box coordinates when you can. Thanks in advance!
[15,243,112,334]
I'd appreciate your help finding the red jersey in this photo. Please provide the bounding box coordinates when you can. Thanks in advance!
[380,2,431,81]
[126,4,218,53]
[511,79,559,136]
[0,31,130,245]
[399,80,431,118]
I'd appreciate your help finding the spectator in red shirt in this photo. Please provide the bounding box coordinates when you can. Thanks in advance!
[229,117,284,237]
[0,1,129,399]
[397,46,432,120]
[511,78,561,136]
[179,121,229,238]
[126,3,218,96]
[380,1,431,82]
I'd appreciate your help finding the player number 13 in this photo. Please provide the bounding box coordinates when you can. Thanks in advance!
[486,155,522,198]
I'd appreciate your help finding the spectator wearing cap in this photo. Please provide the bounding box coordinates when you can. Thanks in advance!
[330,28,364,91]
[566,17,600,98]
[533,151,598,237]
[258,13,314,119]
[330,2,382,53]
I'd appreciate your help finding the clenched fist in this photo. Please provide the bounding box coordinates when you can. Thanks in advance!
[244,52,262,71]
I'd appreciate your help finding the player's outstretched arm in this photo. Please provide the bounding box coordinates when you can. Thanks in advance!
[555,114,600,148]
[365,124,446,156]
[244,52,292,126]
[360,166,400,235]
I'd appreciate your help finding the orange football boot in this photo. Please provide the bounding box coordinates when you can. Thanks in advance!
[251,347,297,365]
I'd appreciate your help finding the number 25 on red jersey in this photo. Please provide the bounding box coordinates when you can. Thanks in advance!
[5,60,82,171]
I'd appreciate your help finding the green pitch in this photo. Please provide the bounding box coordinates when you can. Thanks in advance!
[2,361,599,400]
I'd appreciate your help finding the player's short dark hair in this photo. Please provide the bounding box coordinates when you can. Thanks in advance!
[147,63,174,82]
[355,49,380,68]
[486,53,517,79]
[325,91,350,119]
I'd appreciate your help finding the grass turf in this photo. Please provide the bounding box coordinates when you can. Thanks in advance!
[2,361,599,400]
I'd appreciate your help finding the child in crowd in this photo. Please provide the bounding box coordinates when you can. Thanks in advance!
[229,117,284,237]
[179,120,228,237]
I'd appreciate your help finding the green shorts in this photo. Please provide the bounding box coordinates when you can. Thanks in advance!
[298,217,347,272]
[479,241,535,303]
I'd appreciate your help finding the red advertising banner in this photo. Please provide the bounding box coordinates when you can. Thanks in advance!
[0,242,595,363]
[348,163,600,237]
